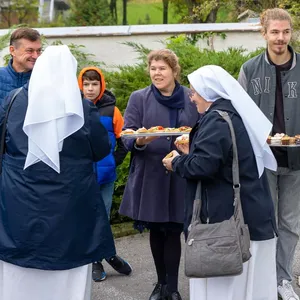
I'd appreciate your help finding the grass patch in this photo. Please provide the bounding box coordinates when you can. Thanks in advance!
[115,0,236,25]
[112,221,140,238]
[116,0,180,25]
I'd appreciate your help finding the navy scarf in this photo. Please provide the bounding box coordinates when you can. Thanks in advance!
[151,81,185,127]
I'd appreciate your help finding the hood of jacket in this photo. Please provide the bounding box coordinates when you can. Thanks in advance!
[78,66,106,104]
[96,89,116,109]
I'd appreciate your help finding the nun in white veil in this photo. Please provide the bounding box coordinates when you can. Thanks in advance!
[0,45,115,300]
[163,65,278,300]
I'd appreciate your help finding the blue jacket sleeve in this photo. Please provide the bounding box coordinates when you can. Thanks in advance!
[172,114,232,180]
[84,100,111,162]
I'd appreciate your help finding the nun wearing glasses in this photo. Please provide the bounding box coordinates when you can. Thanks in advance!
[0,45,115,300]
[163,65,278,300]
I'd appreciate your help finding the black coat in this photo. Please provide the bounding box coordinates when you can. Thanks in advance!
[0,85,116,270]
[173,99,277,241]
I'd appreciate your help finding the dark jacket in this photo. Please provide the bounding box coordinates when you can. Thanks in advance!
[0,59,31,105]
[172,99,277,241]
[0,85,116,270]
[94,90,127,185]
[119,85,199,223]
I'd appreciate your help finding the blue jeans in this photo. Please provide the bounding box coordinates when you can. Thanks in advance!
[99,181,116,261]
[99,181,115,220]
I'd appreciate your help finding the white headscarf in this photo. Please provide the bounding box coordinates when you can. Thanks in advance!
[23,45,84,173]
[187,65,277,177]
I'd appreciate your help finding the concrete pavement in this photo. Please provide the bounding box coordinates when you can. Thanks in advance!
[92,232,300,300]
[92,233,188,300]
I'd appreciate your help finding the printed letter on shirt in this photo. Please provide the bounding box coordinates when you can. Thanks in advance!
[251,78,263,95]
[264,77,270,93]
[288,82,297,98]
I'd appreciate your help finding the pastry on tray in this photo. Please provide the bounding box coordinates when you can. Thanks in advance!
[148,126,165,133]
[121,129,135,135]
[136,127,148,133]
[164,127,181,132]
[290,137,296,145]
[178,126,192,132]
[270,133,285,145]
[281,135,290,145]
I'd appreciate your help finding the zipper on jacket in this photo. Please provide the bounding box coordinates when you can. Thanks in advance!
[205,189,209,224]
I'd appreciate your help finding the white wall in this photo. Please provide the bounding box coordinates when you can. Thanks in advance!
[0,23,265,69]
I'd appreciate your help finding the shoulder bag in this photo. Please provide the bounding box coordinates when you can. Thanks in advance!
[184,110,251,278]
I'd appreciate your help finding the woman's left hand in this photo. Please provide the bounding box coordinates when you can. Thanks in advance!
[162,150,180,171]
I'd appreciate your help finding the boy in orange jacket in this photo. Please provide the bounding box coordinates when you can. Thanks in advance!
[78,67,131,282]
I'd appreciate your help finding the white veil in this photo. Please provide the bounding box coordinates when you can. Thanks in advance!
[23,45,84,173]
[188,65,277,177]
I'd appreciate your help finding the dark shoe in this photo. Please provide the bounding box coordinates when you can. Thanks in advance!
[149,283,168,300]
[106,255,132,275]
[92,262,106,282]
[167,291,182,300]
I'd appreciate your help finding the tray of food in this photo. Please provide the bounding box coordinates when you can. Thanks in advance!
[121,126,192,138]
[267,133,300,147]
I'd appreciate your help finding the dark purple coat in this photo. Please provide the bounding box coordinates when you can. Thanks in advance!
[119,86,199,223]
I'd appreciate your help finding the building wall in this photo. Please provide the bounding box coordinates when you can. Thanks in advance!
[39,0,69,23]
[0,23,266,69]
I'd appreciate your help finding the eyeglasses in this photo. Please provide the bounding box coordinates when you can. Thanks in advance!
[188,90,195,98]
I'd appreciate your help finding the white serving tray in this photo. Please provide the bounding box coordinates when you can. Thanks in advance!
[269,144,300,147]
[121,132,188,138]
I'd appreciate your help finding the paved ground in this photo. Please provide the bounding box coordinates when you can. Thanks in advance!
[92,233,300,300]
[293,240,300,295]
[91,233,188,300]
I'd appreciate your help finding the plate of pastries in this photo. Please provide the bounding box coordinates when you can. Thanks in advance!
[267,133,300,147]
[121,126,192,138]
